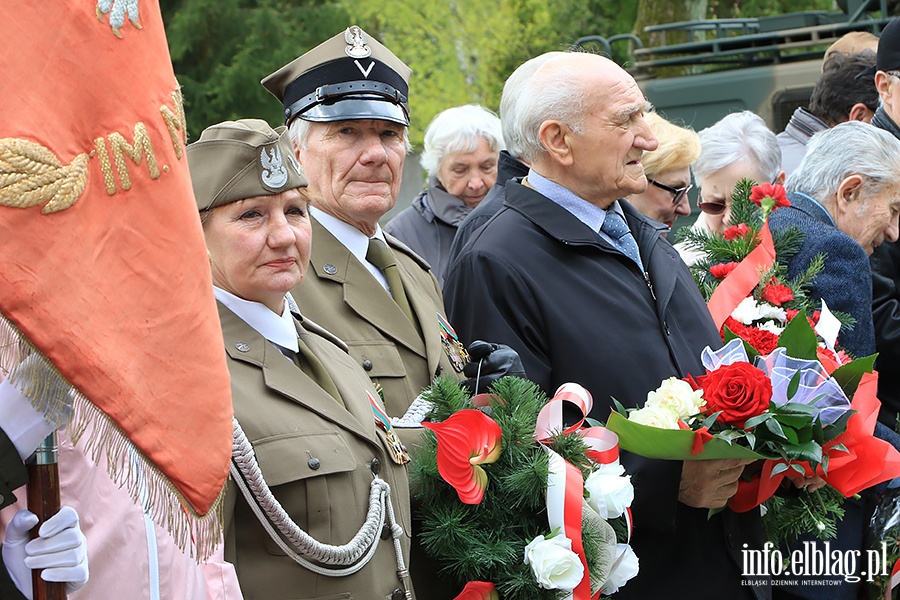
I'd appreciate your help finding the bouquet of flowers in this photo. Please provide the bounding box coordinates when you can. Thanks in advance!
[606,311,900,543]
[623,180,900,546]
[412,376,638,599]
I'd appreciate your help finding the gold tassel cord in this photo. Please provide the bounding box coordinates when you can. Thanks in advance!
[0,312,225,561]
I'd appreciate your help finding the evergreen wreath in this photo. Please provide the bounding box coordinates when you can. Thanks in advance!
[411,376,633,599]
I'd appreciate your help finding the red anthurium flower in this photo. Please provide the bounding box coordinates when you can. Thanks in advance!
[750,183,790,211]
[761,281,794,306]
[454,581,499,600]
[710,262,740,279]
[723,223,752,242]
[423,410,503,504]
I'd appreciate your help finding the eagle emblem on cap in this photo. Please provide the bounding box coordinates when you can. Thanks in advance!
[260,146,288,190]
[344,26,372,59]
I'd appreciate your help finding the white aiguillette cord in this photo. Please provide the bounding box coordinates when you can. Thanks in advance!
[230,417,412,597]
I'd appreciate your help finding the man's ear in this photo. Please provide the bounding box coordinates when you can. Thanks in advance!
[848,102,876,123]
[538,120,573,167]
[876,71,894,103]
[836,174,864,209]
[774,170,786,186]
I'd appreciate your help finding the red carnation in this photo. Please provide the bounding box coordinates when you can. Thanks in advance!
[750,183,790,210]
[710,262,740,279]
[761,281,794,306]
[743,327,780,356]
[699,362,772,428]
[785,309,800,321]
[723,223,752,242]
[720,316,750,341]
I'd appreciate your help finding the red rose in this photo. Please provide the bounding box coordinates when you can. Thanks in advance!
[723,223,752,241]
[710,262,740,279]
[761,281,794,306]
[750,183,790,210]
[743,327,779,356]
[699,362,772,428]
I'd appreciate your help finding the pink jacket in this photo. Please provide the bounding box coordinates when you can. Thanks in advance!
[0,431,243,600]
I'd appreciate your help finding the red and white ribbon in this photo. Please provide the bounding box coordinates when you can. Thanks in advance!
[536,383,624,599]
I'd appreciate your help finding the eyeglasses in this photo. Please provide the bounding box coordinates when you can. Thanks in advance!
[647,178,692,205]
[697,195,727,216]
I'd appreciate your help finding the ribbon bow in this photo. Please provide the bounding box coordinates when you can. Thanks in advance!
[534,383,624,600]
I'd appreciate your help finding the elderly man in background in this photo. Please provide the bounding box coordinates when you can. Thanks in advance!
[385,104,503,285]
[776,50,878,176]
[626,112,700,234]
[443,51,768,600]
[868,17,900,430]
[768,121,900,600]
[261,27,522,425]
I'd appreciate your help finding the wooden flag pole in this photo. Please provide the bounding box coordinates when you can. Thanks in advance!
[25,432,66,600]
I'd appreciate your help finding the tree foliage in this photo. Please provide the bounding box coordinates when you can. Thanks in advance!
[160,0,839,145]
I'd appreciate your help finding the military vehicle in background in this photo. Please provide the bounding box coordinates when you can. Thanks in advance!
[578,0,892,134]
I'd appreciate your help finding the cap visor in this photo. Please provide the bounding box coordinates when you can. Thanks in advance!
[299,98,408,126]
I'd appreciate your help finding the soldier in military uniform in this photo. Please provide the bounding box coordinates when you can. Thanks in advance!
[190,119,417,599]
[261,27,522,422]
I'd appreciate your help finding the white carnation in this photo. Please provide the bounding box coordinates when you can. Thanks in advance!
[627,405,681,429]
[645,377,705,419]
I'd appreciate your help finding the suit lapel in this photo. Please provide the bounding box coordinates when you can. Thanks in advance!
[217,302,370,440]
[309,218,426,357]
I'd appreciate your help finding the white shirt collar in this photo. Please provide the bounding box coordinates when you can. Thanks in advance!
[310,205,390,290]
[213,287,299,352]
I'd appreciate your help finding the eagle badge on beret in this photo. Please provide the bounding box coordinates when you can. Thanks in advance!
[344,26,372,59]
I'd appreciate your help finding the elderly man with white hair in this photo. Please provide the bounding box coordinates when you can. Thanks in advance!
[385,104,503,285]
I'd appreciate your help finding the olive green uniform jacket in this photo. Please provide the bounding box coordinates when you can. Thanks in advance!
[291,217,462,418]
[219,303,414,600]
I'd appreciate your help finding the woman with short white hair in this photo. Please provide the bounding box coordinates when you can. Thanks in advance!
[385,104,503,285]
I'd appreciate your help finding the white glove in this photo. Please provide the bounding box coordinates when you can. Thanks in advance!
[0,355,60,460]
[2,506,89,599]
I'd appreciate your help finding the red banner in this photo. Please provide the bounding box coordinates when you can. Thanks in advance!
[0,1,232,556]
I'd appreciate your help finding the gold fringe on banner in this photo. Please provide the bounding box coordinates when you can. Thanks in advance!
[0,311,225,562]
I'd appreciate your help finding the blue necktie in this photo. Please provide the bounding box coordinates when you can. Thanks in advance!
[600,210,643,271]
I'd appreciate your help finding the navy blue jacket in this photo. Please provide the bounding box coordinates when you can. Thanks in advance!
[768,192,875,359]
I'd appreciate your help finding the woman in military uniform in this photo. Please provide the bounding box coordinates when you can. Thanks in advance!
[189,118,415,600]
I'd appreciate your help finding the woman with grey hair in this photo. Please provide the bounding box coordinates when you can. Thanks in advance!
[676,110,784,263]
[385,104,503,285]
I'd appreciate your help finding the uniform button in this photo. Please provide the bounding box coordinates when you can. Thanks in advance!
[391,589,404,600]
[370,457,381,475]
[435,365,443,376]
[362,359,373,371]
[307,457,321,470]
[381,524,392,540]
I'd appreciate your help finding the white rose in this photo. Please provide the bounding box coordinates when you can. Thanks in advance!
[627,405,680,429]
[584,462,634,519]
[601,543,640,595]
[523,534,585,591]
[645,377,705,419]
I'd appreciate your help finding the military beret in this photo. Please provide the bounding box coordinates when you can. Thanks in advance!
[261,26,412,126]
[187,119,307,212]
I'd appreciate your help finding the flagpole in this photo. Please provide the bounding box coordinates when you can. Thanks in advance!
[26,432,66,599]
